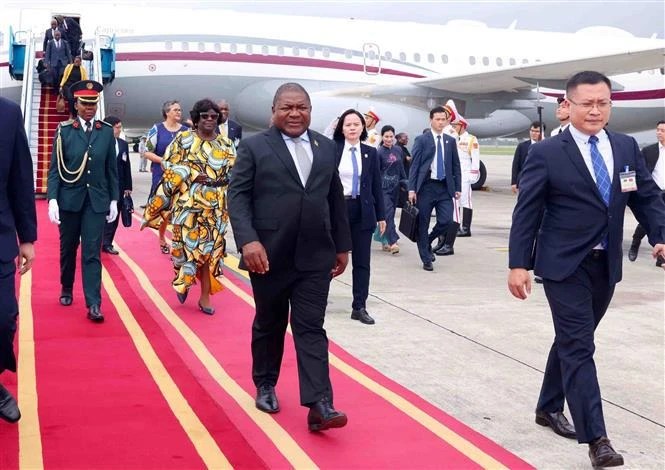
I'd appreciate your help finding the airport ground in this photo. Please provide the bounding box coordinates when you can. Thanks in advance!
[129,150,664,469]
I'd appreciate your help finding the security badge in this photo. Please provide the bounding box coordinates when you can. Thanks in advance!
[619,166,637,192]
[122,152,128,162]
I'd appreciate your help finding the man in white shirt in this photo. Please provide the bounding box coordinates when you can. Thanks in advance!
[628,120,665,264]
[550,96,571,136]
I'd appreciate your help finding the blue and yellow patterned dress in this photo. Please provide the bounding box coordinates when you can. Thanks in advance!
[141,130,235,295]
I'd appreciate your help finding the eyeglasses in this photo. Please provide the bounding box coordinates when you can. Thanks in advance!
[567,98,612,111]
[199,113,219,120]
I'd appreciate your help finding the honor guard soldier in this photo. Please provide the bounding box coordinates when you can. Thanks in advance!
[454,114,480,237]
[363,108,382,148]
[46,80,119,323]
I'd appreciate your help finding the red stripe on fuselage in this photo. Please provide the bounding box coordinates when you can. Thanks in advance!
[544,89,665,101]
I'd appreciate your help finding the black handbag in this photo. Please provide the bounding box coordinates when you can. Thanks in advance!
[398,202,419,242]
[121,195,134,227]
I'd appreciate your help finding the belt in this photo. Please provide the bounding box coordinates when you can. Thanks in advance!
[193,175,227,188]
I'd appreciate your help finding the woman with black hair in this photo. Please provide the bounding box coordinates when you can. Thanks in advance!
[142,99,235,314]
[377,124,407,254]
[332,109,385,325]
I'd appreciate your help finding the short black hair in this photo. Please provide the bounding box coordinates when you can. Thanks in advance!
[104,115,121,126]
[657,120,665,126]
[556,96,565,104]
[381,125,395,135]
[190,98,222,126]
[272,82,311,107]
[429,106,449,119]
[530,122,541,130]
[332,109,368,142]
[565,71,611,96]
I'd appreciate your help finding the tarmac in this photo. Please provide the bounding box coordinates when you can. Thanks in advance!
[129,150,664,469]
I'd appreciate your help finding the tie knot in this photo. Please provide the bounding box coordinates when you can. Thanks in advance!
[291,137,301,144]
[588,135,598,145]
[437,135,441,141]
[350,146,356,154]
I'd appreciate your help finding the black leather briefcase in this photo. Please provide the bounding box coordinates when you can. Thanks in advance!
[121,195,134,227]
[398,203,419,242]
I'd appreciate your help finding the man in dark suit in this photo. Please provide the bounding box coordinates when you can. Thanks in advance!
[628,120,665,263]
[43,18,64,52]
[45,29,71,94]
[228,83,352,432]
[47,80,119,324]
[408,105,461,271]
[0,98,37,423]
[508,71,665,469]
[511,122,541,192]
[102,116,132,255]
[217,99,242,145]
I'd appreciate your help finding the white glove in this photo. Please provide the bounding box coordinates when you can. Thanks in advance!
[48,199,60,225]
[106,200,118,223]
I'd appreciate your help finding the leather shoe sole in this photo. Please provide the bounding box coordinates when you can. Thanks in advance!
[308,413,348,432]
[103,247,119,255]
[535,412,576,439]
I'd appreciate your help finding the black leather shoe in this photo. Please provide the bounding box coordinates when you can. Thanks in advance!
[534,276,543,284]
[351,308,375,325]
[103,245,119,255]
[457,227,471,237]
[589,437,624,468]
[628,240,640,262]
[423,262,433,271]
[535,410,576,439]
[657,255,664,268]
[307,397,347,432]
[432,235,446,253]
[434,244,454,256]
[255,385,279,413]
[0,384,20,423]
[59,287,73,306]
[87,305,104,323]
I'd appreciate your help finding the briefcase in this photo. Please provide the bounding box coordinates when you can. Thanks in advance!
[121,195,134,227]
[398,203,419,242]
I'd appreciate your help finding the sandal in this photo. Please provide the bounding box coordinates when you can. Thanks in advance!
[160,242,170,254]
[390,244,400,254]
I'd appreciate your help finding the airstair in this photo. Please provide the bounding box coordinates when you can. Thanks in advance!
[8,27,116,195]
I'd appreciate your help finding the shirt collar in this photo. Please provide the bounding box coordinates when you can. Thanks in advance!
[430,129,444,139]
[281,130,309,143]
[569,124,608,145]
[78,117,93,128]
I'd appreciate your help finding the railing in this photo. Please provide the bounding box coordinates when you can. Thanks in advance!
[88,36,106,119]
[19,33,35,139]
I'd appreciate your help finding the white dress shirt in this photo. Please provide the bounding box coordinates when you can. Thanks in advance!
[550,123,570,137]
[651,144,665,190]
[429,129,446,179]
[281,131,313,186]
[339,141,363,196]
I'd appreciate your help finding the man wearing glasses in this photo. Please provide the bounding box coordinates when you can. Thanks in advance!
[508,71,665,468]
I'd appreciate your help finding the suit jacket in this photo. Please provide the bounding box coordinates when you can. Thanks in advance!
[227,119,242,143]
[641,143,660,173]
[511,140,532,186]
[115,138,132,196]
[47,120,119,213]
[408,132,461,197]
[43,27,64,52]
[228,126,352,272]
[0,98,37,263]
[335,141,386,230]
[509,128,665,284]
[45,39,71,67]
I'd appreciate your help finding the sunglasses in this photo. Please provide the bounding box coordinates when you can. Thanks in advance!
[200,112,219,120]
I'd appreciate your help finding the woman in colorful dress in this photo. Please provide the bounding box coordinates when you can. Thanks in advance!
[377,125,407,254]
[142,99,235,314]
[143,100,188,254]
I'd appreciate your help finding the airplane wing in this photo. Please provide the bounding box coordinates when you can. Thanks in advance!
[320,46,665,97]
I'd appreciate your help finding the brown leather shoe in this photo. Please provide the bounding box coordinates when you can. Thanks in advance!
[535,409,576,439]
[589,437,624,468]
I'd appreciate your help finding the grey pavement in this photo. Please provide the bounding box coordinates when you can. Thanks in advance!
[128,150,664,469]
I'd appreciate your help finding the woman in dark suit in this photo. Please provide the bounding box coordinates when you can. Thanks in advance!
[333,109,386,325]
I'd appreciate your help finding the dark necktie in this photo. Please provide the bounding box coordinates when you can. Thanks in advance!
[350,146,359,198]
[436,135,444,180]
[85,120,92,139]
[558,128,562,134]
[589,135,611,248]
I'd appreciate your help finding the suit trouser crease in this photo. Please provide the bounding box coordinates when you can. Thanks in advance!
[347,199,373,310]
[250,269,333,406]
[59,197,107,307]
[539,255,614,443]
[0,261,18,373]
[416,179,453,263]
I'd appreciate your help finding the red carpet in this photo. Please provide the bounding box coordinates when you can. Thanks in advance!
[36,87,68,195]
[0,200,535,469]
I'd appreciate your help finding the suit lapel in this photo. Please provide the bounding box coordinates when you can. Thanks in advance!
[89,121,100,147]
[607,131,622,206]
[306,131,323,189]
[266,127,302,187]
[561,130,605,205]
[359,144,370,186]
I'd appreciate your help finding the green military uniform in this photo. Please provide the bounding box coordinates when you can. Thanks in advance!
[46,116,118,309]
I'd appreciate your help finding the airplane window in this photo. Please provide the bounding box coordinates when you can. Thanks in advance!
[293,47,300,56]
[427,53,435,63]
[399,52,406,62]
[482,56,489,66]
[368,50,377,60]
[246,44,253,55]
[384,51,392,60]
[230,43,237,54]
[165,41,173,51]
[414,53,421,62]
[345,50,352,59]
[277,46,284,56]
[181,42,189,52]
[307,47,315,57]
[198,42,205,52]
[522,58,529,64]
[323,47,330,58]
[509,58,516,66]
[214,43,221,53]
[469,56,476,65]
[261,45,269,56]
[496,57,503,66]
[441,54,449,64]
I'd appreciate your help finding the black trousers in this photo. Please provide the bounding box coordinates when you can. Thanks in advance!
[249,269,333,406]
[415,179,453,263]
[539,251,614,443]
[59,197,107,307]
[346,199,373,310]
[102,196,123,248]
[0,261,18,374]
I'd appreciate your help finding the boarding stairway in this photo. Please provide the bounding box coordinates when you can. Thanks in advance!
[9,28,116,195]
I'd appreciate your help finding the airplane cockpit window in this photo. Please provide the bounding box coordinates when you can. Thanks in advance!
[261,45,269,56]
[181,42,189,51]
[384,51,393,60]
[413,53,421,63]
[399,52,406,62]
[198,42,205,52]
[165,41,173,51]
[496,57,503,66]
[307,47,315,57]
[441,54,449,64]
[322,47,330,58]
[230,43,237,54]
[293,47,300,57]
[246,44,253,55]
[482,56,489,66]
[469,56,476,65]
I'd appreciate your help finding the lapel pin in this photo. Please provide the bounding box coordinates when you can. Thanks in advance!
[364,153,368,158]
[314,140,319,147]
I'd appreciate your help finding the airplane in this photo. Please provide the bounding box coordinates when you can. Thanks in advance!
[1,4,664,188]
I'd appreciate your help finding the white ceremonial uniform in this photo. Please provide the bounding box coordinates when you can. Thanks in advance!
[457,130,480,209]
[364,128,381,148]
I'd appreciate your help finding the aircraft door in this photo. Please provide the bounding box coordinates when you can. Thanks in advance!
[362,43,381,75]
